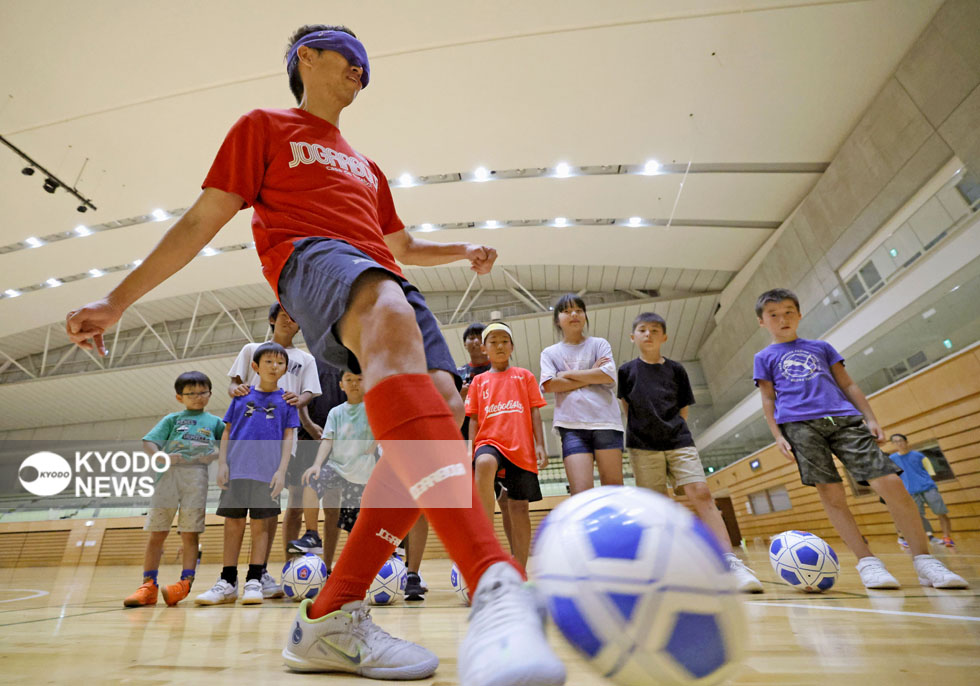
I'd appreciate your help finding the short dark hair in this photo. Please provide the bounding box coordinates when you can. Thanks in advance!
[755,288,800,318]
[269,302,283,331]
[890,433,908,442]
[553,293,589,331]
[462,322,486,342]
[175,371,212,394]
[285,24,357,104]
[633,312,667,333]
[252,341,289,365]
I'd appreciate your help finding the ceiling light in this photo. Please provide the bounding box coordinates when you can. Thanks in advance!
[46,278,62,288]
[76,205,88,213]
[943,339,953,349]
[485,220,499,229]
[42,178,59,193]
[922,308,936,319]
[863,347,874,355]
[132,259,143,267]
[398,173,414,187]
[473,166,491,182]
[21,167,35,176]
[419,223,435,232]
[628,216,642,227]
[643,159,661,174]
[554,217,568,227]
[554,162,571,178]
[4,289,20,298]
[26,236,43,248]
[201,246,218,256]
[151,208,169,221]
[951,285,960,292]
[889,248,898,258]
[75,225,91,237]
[88,268,104,278]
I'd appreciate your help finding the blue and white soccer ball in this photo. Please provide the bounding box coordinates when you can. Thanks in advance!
[769,530,839,592]
[367,556,407,605]
[450,562,470,606]
[281,553,329,601]
[530,486,746,686]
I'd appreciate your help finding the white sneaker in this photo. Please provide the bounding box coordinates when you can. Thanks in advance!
[725,553,763,593]
[241,579,264,604]
[194,578,238,605]
[459,562,566,686]
[282,599,439,679]
[262,570,284,599]
[418,572,429,593]
[914,555,969,589]
[856,556,900,589]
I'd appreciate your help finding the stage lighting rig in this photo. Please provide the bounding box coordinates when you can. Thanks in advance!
[1,135,97,213]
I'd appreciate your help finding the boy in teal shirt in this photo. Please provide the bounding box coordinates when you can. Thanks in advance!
[124,371,223,607]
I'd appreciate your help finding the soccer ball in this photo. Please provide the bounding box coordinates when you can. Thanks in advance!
[769,530,839,592]
[450,562,470,606]
[530,486,746,686]
[367,556,407,605]
[281,553,329,601]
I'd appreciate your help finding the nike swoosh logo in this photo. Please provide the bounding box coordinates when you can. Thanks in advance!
[322,638,362,665]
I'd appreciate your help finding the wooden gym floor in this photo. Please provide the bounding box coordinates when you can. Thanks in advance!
[1,541,978,685]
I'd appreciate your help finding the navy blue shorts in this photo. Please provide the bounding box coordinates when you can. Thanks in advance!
[277,238,459,385]
[557,428,624,458]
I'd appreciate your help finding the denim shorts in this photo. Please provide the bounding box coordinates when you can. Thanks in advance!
[277,237,459,383]
[557,428,624,458]
[780,415,899,487]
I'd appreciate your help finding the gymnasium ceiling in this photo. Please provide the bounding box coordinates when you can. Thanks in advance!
[0,0,943,418]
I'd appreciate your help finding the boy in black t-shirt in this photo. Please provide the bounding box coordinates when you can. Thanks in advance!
[618,312,762,593]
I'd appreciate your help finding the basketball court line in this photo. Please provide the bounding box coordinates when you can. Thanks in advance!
[0,607,122,628]
[752,601,980,622]
[0,589,49,604]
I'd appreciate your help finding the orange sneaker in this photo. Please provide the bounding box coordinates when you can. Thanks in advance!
[161,577,192,607]
[123,580,158,607]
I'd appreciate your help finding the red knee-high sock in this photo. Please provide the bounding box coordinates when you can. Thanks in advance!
[308,458,419,618]
[366,374,512,590]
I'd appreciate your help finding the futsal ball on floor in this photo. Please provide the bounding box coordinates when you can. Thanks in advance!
[530,486,745,686]
[450,562,470,606]
[282,553,328,601]
[367,556,407,605]
[769,530,839,592]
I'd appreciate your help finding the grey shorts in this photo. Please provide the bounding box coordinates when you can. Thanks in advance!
[912,487,948,516]
[277,237,459,384]
[781,415,900,487]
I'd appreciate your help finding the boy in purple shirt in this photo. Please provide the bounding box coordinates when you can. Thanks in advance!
[753,288,966,590]
[195,342,300,606]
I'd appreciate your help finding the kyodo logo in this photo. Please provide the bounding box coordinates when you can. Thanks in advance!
[19,452,72,496]
[287,141,379,190]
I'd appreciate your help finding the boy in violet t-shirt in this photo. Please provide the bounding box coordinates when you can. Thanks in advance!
[753,288,966,590]
[195,342,300,606]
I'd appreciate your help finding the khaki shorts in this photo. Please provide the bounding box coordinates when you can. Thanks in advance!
[628,446,706,494]
[144,466,209,533]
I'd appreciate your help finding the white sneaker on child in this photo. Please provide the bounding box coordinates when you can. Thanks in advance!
[914,555,969,589]
[856,556,900,589]
[725,553,763,593]
[459,562,566,686]
[261,570,284,598]
[282,598,439,679]
[194,578,238,605]
[241,579,264,604]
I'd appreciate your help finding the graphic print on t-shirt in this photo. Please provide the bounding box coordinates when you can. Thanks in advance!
[244,401,277,419]
[287,141,379,190]
[779,350,820,382]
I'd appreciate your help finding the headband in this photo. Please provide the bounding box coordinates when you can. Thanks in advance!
[286,30,370,89]
[482,322,514,344]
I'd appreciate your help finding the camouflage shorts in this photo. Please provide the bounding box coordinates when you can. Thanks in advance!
[781,415,899,487]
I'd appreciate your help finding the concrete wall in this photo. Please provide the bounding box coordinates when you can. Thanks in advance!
[699,0,980,414]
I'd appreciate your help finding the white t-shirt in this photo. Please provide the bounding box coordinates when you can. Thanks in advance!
[228,342,322,453]
[539,337,623,433]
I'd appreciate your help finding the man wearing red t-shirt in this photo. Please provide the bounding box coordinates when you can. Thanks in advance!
[466,322,548,568]
[66,23,564,686]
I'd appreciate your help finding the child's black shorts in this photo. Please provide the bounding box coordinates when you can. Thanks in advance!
[216,478,281,519]
[474,444,542,502]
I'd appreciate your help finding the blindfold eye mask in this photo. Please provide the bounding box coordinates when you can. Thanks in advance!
[286,30,370,89]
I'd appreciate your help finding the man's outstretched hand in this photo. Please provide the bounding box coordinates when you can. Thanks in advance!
[66,298,124,356]
[465,244,498,274]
